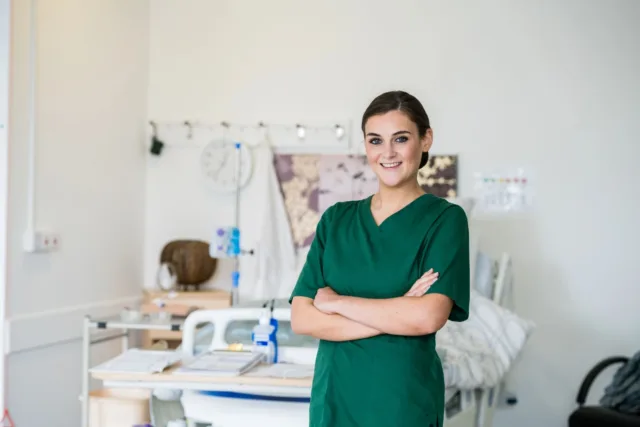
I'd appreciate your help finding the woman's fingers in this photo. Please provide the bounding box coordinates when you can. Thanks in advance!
[421,269,434,278]
[412,272,438,290]
[405,271,439,296]
[417,275,438,293]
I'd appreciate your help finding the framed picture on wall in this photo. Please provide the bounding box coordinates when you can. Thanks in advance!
[274,154,458,249]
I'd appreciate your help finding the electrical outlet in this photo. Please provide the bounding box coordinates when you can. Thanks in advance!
[37,231,60,251]
[23,229,60,252]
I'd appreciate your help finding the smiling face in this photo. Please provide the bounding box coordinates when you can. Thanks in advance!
[364,110,432,189]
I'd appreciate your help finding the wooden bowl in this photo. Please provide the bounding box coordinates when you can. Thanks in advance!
[159,240,217,290]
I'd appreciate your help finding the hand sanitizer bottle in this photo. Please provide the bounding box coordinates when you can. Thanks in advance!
[270,315,279,363]
[251,310,277,364]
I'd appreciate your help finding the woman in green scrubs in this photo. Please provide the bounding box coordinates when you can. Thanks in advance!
[289,90,470,427]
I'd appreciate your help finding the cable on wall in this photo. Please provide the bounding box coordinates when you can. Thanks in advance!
[23,0,38,252]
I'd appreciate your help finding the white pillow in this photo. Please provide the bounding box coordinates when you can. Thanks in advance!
[437,290,535,388]
[467,290,535,369]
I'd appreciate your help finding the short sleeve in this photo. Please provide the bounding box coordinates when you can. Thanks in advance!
[423,204,470,322]
[288,205,335,303]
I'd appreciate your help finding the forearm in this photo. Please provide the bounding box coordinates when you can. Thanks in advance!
[301,312,382,342]
[332,294,452,336]
[291,298,381,342]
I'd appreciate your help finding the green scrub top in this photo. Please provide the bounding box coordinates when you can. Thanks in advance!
[289,194,470,427]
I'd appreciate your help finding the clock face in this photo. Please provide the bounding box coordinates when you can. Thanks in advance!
[200,140,253,192]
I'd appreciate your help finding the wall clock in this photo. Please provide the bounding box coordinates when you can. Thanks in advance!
[200,139,253,193]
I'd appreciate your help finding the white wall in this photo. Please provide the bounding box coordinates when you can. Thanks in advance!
[146,1,640,426]
[6,0,149,425]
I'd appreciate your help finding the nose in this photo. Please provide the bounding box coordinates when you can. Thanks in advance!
[383,141,396,158]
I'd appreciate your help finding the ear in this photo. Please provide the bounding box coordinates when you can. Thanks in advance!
[421,128,434,153]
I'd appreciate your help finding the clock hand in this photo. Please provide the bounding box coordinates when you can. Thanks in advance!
[212,151,231,179]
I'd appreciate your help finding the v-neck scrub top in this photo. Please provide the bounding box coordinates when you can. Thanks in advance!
[289,194,470,427]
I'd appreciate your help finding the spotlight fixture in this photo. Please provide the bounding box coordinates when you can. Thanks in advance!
[296,124,306,140]
[149,121,164,156]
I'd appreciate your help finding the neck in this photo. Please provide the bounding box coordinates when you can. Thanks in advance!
[374,180,425,211]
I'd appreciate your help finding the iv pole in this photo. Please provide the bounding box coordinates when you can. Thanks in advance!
[217,123,252,307]
[231,141,241,306]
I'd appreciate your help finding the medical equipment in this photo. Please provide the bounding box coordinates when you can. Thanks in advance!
[473,169,533,214]
[210,226,241,258]
[200,129,254,305]
[120,307,143,323]
[205,142,255,305]
[209,224,255,306]
[180,300,315,366]
[173,252,530,427]
[176,304,477,427]
[251,302,279,364]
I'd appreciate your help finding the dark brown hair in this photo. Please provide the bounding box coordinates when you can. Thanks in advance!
[361,90,431,168]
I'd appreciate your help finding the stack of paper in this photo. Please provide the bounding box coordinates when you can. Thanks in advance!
[175,351,264,377]
[90,349,182,375]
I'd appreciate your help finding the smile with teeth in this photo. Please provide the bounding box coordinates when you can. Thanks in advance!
[381,161,402,168]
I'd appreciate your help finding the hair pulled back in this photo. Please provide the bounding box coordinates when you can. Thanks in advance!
[361,91,431,168]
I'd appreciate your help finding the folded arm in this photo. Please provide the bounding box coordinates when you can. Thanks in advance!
[321,205,470,335]
[291,296,382,342]
[329,293,454,336]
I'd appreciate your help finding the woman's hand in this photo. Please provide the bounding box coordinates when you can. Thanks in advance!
[313,268,438,314]
[314,286,341,314]
[404,269,439,297]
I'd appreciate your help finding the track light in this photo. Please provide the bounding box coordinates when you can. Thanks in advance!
[296,124,306,140]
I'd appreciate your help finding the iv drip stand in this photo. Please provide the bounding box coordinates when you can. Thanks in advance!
[231,142,241,306]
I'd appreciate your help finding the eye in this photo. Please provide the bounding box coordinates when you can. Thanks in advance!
[368,138,382,145]
[395,136,408,143]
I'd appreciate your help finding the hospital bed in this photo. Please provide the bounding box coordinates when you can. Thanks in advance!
[89,251,532,427]
[176,304,478,427]
[167,251,529,427]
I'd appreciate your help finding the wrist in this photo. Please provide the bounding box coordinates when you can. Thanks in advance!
[330,295,349,314]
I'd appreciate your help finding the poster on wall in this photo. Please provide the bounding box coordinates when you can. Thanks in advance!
[274,154,458,249]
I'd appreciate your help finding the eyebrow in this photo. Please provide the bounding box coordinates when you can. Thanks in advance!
[366,130,411,137]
